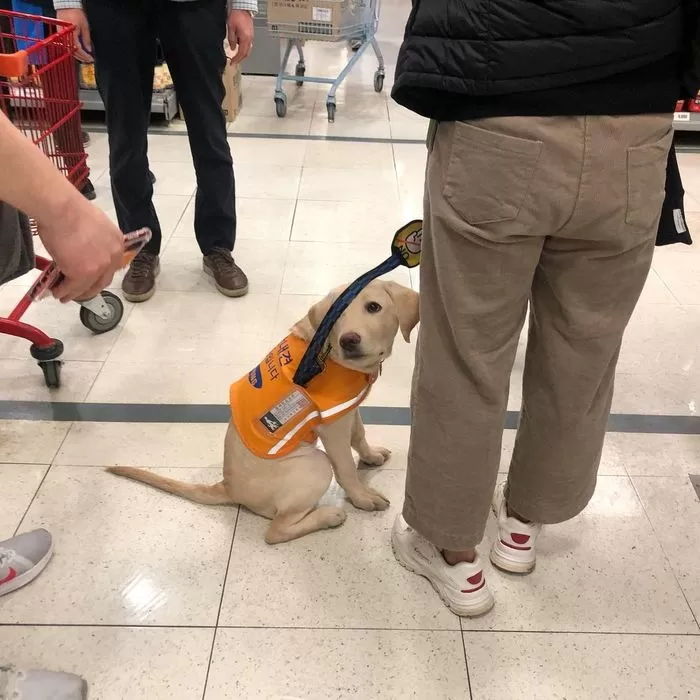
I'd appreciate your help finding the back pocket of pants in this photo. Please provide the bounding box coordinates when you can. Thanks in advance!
[443,121,543,225]
[626,128,673,229]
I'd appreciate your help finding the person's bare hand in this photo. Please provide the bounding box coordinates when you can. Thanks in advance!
[38,200,124,303]
[56,9,93,63]
[227,10,254,64]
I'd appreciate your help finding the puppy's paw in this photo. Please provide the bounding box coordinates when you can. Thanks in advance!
[359,446,392,467]
[321,507,347,529]
[348,487,391,511]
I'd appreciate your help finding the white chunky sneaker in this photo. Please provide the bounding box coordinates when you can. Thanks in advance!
[392,514,494,617]
[0,529,53,597]
[0,665,88,700]
[490,483,542,574]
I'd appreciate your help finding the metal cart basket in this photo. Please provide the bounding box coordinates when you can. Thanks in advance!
[265,0,384,122]
[0,9,124,389]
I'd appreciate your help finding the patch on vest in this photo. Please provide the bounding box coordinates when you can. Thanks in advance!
[260,390,312,434]
[248,366,263,388]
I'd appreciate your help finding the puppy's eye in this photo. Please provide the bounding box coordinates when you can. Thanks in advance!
[366,302,382,314]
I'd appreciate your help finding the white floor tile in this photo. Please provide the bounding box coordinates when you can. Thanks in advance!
[390,118,430,141]
[282,241,411,295]
[87,361,249,404]
[0,463,47,534]
[229,137,308,166]
[0,421,70,464]
[651,235,700,305]
[468,476,698,633]
[149,160,197,196]
[0,466,235,625]
[633,475,700,620]
[303,140,394,169]
[146,133,194,162]
[231,114,312,136]
[218,469,459,629]
[3,626,213,700]
[0,359,101,402]
[604,432,700,477]
[619,303,698,375]
[235,163,302,199]
[612,371,698,417]
[310,113,392,139]
[55,422,227,468]
[107,291,275,367]
[464,632,700,700]
[298,166,398,202]
[291,199,406,243]
[173,196,296,242]
[206,629,468,699]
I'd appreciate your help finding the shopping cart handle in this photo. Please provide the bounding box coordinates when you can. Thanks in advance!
[0,49,28,79]
[293,220,422,387]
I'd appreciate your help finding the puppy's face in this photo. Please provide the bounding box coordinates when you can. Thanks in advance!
[292,280,419,373]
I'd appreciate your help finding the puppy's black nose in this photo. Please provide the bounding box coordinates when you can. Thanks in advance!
[339,332,362,351]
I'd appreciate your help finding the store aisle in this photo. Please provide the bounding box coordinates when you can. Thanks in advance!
[1,108,700,700]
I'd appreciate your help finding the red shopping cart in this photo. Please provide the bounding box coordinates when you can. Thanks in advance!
[0,9,124,389]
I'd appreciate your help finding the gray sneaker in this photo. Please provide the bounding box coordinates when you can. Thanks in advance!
[0,666,87,700]
[0,529,53,597]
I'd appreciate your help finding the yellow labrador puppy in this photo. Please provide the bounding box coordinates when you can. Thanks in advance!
[109,280,419,544]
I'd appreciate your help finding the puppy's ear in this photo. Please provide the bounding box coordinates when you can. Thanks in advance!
[291,293,335,341]
[384,281,419,342]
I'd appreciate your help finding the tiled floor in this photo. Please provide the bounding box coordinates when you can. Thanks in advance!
[2,2,700,697]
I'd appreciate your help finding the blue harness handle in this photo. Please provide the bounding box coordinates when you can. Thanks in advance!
[293,219,423,388]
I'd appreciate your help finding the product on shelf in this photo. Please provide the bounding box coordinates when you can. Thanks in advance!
[153,63,173,91]
[79,62,173,92]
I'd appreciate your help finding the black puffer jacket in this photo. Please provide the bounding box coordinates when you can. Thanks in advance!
[393,0,695,120]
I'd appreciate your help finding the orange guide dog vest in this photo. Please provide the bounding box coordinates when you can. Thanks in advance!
[230,335,375,459]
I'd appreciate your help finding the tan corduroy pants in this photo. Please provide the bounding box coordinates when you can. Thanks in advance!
[404,115,673,550]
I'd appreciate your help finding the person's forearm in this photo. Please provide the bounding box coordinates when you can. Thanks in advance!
[0,110,81,232]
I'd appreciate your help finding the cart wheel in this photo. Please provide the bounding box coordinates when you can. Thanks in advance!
[79,291,124,335]
[327,102,336,123]
[39,360,62,389]
[275,97,287,118]
[374,71,385,93]
[295,63,305,87]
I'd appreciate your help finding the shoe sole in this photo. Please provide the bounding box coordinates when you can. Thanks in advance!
[489,499,536,574]
[123,262,160,303]
[0,540,54,597]
[391,537,494,617]
[489,543,536,574]
[203,263,249,297]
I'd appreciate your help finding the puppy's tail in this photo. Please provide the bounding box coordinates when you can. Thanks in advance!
[107,467,233,505]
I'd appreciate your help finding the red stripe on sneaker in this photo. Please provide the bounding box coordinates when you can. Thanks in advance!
[511,533,530,545]
[461,580,486,594]
[500,539,531,551]
[466,571,483,586]
[0,567,17,584]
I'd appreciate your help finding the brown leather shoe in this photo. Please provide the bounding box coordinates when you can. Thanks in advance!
[203,248,249,297]
[122,251,159,303]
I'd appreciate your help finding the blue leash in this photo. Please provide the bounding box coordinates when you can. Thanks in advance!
[293,219,423,387]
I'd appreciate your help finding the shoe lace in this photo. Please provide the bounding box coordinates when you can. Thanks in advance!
[129,253,154,279]
[0,547,15,569]
[208,248,235,271]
